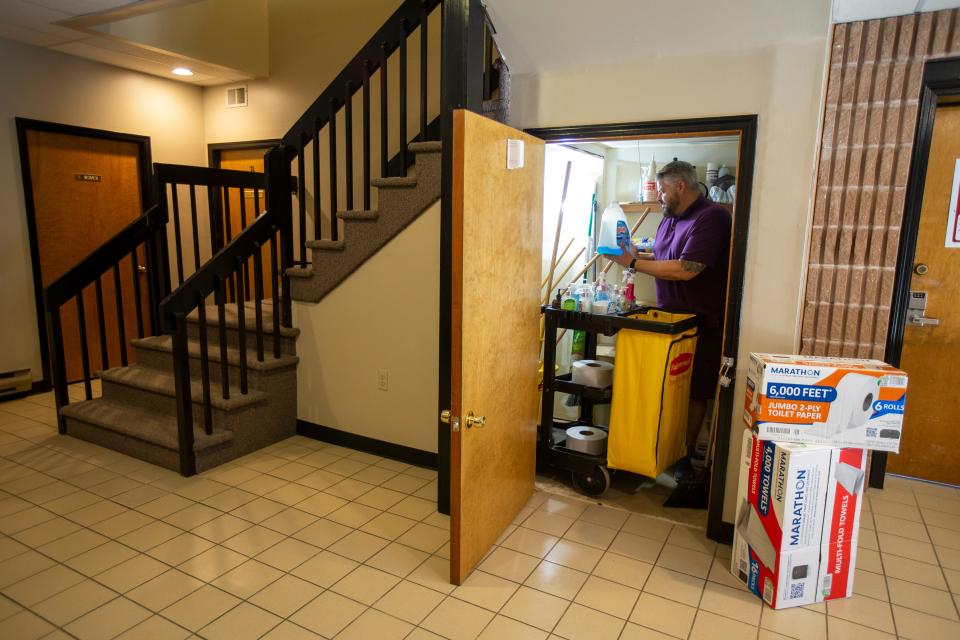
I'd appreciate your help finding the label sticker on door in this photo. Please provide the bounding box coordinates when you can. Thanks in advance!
[945,158,960,248]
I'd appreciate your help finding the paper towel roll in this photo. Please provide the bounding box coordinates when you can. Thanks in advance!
[571,360,614,388]
[565,427,607,456]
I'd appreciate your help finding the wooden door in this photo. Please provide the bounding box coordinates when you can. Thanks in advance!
[25,129,146,382]
[218,148,272,301]
[449,110,545,584]
[888,104,960,484]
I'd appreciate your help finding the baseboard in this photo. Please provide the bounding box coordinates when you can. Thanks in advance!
[707,519,733,545]
[297,419,437,469]
[0,380,49,403]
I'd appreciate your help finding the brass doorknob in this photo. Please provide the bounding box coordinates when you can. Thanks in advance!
[914,263,929,276]
[440,410,451,424]
[465,412,486,428]
[137,265,147,274]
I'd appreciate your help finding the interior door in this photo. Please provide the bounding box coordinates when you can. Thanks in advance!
[888,103,960,484]
[449,109,545,584]
[217,147,271,301]
[25,129,146,382]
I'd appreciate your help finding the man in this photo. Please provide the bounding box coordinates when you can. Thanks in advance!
[611,160,731,478]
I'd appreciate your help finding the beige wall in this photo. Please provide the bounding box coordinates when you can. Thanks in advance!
[293,202,440,453]
[0,37,206,383]
[512,36,831,523]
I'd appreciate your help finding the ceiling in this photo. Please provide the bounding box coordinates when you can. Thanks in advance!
[0,0,256,85]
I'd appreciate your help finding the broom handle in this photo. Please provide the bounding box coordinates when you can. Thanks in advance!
[541,237,574,290]
[541,248,586,305]
[544,162,572,306]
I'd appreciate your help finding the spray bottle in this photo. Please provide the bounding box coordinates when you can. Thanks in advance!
[622,267,635,309]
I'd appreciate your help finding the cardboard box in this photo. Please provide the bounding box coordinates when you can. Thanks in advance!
[743,353,908,452]
[731,431,867,608]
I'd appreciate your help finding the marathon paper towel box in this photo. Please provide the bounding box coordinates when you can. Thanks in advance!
[731,431,867,609]
[743,353,908,452]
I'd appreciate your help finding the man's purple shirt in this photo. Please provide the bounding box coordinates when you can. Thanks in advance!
[652,196,732,331]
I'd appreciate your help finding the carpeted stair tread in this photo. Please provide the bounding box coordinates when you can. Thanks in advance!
[101,364,268,411]
[409,141,442,153]
[337,210,379,221]
[286,267,312,279]
[304,240,345,251]
[132,335,299,372]
[61,399,233,452]
[370,176,417,188]
[187,301,300,339]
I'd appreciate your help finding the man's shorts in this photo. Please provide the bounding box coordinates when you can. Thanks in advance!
[690,328,723,400]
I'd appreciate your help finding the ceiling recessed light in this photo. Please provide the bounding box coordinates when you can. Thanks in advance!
[172,67,194,76]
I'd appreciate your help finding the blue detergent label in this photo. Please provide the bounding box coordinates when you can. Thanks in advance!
[748,557,761,595]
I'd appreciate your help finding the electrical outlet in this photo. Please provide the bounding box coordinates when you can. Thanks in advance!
[377,369,389,391]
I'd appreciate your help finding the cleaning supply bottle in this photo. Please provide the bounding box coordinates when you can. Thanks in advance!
[564,284,586,359]
[636,237,655,253]
[643,157,658,202]
[622,267,635,308]
[596,202,629,255]
[594,272,608,302]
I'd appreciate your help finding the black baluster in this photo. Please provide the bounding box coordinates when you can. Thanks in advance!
[189,184,201,275]
[345,84,354,211]
[254,184,261,216]
[215,278,229,400]
[420,5,428,138]
[196,293,212,435]
[253,243,265,363]
[380,43,388,177]
[298,134,307,266]
[313,122,321,240]
[270,231,281,359]
[76,293,92,400]
[46,305,68,433]
[329,98,339,242]
[94,276,109,371]
[130,249,144,339]
[399,21,408,173]
[362,61,371,210]
[171,312,196,476]
[170,184,185,285]
[234,264,248,395]
[208,182,220,257]
[112,264,127,366]
[224,185,234,242]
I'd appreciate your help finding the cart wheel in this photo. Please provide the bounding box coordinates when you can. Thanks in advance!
[571,465,611,497]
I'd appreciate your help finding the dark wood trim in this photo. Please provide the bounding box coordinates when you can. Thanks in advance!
[14,118,152,389]
[0,381,49,402]
[876,56,960,489]
[207,140,280,169]
[297,419,438,469]
[526,115,759,543]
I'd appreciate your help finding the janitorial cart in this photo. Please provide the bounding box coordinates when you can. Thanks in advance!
[539,306,699,496]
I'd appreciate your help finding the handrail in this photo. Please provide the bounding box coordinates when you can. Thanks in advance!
[43,204,165,309]
[282,0,441,149]
[155,163,265,190]
[159,212,274,325]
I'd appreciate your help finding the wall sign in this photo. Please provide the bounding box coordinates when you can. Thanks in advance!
[946,158,960,248]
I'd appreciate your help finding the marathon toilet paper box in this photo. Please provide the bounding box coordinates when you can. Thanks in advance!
[743,353,908,453]
[731,431,866,609]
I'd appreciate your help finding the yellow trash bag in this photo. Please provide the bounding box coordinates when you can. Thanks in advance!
[607,309,698,478]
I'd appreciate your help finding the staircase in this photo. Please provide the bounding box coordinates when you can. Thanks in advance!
[59,302,298,473]
[288,141,441,302]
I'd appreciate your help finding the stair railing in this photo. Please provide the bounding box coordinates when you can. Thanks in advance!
[43,163,269,435]
[159,147,293,475]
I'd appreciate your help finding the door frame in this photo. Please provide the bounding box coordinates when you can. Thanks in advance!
[15,118,153,390]
[872,56,960,488]
[515,115,757,542]
[207,139,279,169]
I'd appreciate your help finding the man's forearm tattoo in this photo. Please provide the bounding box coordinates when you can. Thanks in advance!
[680,260,706,274]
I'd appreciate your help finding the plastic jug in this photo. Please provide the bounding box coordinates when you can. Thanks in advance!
[597,202,629,255]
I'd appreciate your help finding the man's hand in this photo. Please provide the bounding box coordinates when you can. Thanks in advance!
[609,238,640,268]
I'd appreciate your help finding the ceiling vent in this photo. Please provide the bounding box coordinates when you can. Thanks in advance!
[226,85,248,108]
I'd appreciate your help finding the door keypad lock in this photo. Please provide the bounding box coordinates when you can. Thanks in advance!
[907,290,940,327]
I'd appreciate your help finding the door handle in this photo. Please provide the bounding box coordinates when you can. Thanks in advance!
[909,315,940,327]
[137,265,147,274]
[465,412,486,428]
[440,410,460,432]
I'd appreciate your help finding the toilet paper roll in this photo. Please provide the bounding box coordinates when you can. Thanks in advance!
[571,360,614,388]
[565,427,607,456]
[815,373,877,436]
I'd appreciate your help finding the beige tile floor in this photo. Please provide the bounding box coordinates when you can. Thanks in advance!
[0,390,959,639]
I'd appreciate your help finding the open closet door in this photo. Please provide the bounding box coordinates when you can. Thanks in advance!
[448,109,545,584]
